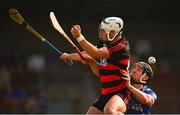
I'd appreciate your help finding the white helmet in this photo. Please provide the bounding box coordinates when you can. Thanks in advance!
[99,17,123,41]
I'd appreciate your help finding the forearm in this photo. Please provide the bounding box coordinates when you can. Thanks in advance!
[64,51,86,61]
[88,59,100,76]
[65,53,81,61]
[71,52,100,76]
[128,85,153,106]
[78,38,109,59]
[78,39,100,59]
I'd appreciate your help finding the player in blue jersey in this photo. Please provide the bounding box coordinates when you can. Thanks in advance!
[123,61,157,114]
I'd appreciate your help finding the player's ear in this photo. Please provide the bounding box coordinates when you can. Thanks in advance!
[143,75,149,81]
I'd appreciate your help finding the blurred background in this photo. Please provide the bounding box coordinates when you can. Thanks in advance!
[0,0,180,113]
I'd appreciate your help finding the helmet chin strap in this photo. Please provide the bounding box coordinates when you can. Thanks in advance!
[107,31,123,41]
[103,30,119,41]
[107,32,118,41]
[131,73,147,85]
[139,73,147,84]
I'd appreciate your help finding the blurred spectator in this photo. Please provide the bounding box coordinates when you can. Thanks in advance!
[4,87,28,113]
[24,95,38,113]
[27,54,46,73]
[0,66,11,93]
[36,90,48,113]
[24,90,48,113]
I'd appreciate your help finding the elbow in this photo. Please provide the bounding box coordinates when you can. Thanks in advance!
[146,101,153,107]
[144,100,151,106]
[144,97,154,107]
[92,49,109,59]
[89,50,101,59]
[90,54,99,59]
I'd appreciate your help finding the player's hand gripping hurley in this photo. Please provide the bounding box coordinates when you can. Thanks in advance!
[9,8,73,65]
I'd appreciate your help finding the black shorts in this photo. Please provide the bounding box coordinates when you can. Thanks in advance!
[92,89,132,112]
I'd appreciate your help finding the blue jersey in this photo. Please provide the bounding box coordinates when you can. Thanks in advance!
[125,85,157,114]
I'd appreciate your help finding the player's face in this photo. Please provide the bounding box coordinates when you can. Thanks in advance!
[130,64,144,81]
[99,29,116,41]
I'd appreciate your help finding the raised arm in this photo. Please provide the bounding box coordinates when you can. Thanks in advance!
[70,25,110,59]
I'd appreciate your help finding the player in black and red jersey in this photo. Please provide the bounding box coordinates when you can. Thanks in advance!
[60,17,132,114]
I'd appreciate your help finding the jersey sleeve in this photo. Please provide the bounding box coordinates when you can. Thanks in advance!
[145,89,157,102]
[107,39,130,60]
[107,40,126,54]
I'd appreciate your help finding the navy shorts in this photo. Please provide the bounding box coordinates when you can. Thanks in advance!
[92,89,132,112]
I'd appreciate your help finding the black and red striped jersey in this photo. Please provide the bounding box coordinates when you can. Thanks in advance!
[99,36,131,95]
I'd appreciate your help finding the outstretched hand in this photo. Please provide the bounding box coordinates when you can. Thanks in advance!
[59,53,70,63]
[59,52,93,65]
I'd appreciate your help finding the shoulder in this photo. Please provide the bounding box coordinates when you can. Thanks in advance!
[143,86,157,100]
[107,37,130,54]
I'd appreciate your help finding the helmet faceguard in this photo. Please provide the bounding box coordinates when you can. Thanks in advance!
[99,17,123,41]
[131,62,153,85]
